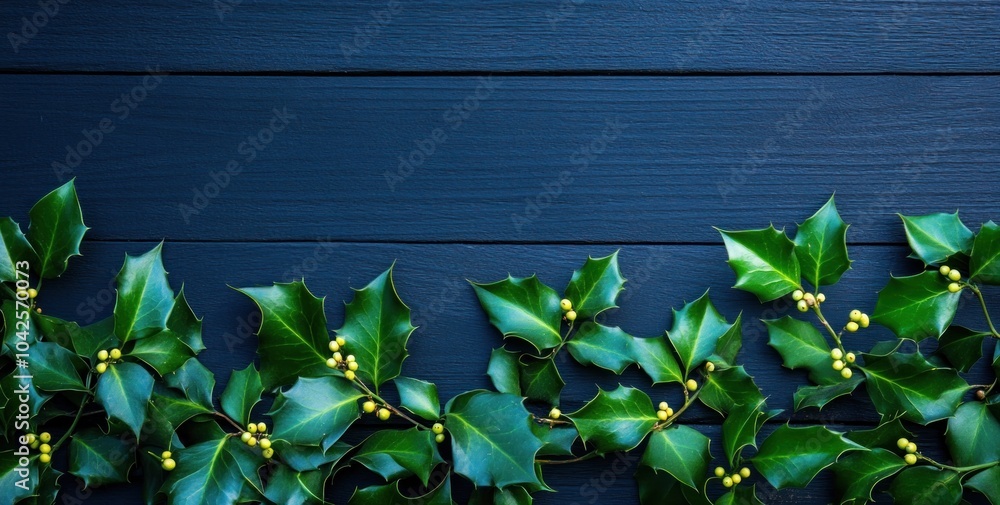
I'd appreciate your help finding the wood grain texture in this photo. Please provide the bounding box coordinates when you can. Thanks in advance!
[1,1,998,72]
[3,75,998,243]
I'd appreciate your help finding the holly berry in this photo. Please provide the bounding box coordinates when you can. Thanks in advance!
[247,423,257,434]
[947,282,961,293]
[657,410,669,421]
[25,434,36,445]
[845,352,856,363]
[333,352,343,362]
[803,293,816,306]
[161,451,172,459]
[714,467,726,478]
[849,310,862,322]
[896,438,909,450]
[722,476,733,488]
[816,293,826,303]
[797,300,808,312]
[939,265,951,276]
[39,454,51,464]
[841,368,853,379]
[739,467,751,479]
[705,362,716,372]
[329,340,340,352]
[96,363,108,374]
[241,432,253,443]
[664,407,674,417]
[948,270,961,281]
[363,401,376,413]
[731,474,742,484]
[162,458,176,471]
[348,361,359,371]
[39,444,51,454]
[97,350,109,361]
[904,454,917,465]
[326,358,338,368]
[549,407,561,420]
[905,442,917,454]
[977,390,987,401]
[792,290,804,301]
[658,402,669,411]
[846,321,859,333]
[35,308,41,314]
[247,437,257,447]
[27,288,37,299]
[336,337,346,347]
[346,355,356,363]
[344,370,356,381]
[565,310,577,322]
[832,360,845,371]
[39,432,51,443]
[432,423,444,434]
[859,313,870,328]
[830,349,844,360]
[262,448,274,459]
[259,438,271,450]
[110,348,122,360]
[560,299,573,311]
[686,379,697,392]
[435,433,446,444]
[257,422,267,433]
[377,408,391,421]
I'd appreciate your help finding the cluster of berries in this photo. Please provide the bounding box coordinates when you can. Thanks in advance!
[939,265,963,293]
[656,401,675,421]
[24,432,52,464]
[325,336,359,381]
[792,290,825,312]
[431,423,446,444]
[560,298,577,322]
[829,348,855,380]
[362,399,392,422]
[896,437,919,465]
[95,348,123,374]
[844,309,870,333]
[715,466,751,488]
[157,451,176,471]
[240,422,274,459]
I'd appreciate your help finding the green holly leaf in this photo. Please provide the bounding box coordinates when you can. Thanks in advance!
[531,423,578,457]
[27,340,87,392]
[0,217,36,283]
[164,435,265,505]
[845,418,913,449]
[113,243,175,343]
[714,485,764,505]
[353,428,443,486]
[68,427,135,487]
[70,316,117,361]
[263,465,327,505]
[95,361,154,437]
[349,476,452,505]
[567,385,657,454]
[146,384,214,447]
[164,358,216,410]
[888,467,962,505]
[872,271,960,340]
[937,325,989,372]
[711,313,743,366]
[793,195,852,288]
[792,377,863,411]
[487,347,521,395]
[236,280,331,390]
[860,343,968,424]
[831,448,906,505]
[492,486,533,505]
[641,425,711,489]
[274,440,352,473]
[946,401,1000,466]
[564,251,626,319]
[0,450,36,504]
[221,364,263,426]
[168,287,205,353]
[667,291,733,376]
[471,275,563,353]
[518,356,564,406]
[966,466,1000,505]
[636,467,680,505]
[335,266,416,392]
[394,376,440,421]
[444,390,542,488]
[567,322,635,374]
[721,398,780,468]
[631,335,684,385]
[129,329,195,376]
[764,316,840,385]
[900,212,974,265]
[270,376,364,450]
[698,366,764,415]
[717,226,801,302]
[27,179,88,278]
[752,424,865,489]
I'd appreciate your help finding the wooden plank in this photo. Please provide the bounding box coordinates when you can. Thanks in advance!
[3,75,998,243]
[1,1,998,72]
[34,241,995,427]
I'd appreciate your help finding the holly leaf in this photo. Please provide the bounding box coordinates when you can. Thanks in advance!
[667,291,733,376]
[487,347,521,395]
[969,220,1000,284]
[631,335,684,385]
[444,390,542,488]
[793,195,852,288]
[164,358,216,410]
[845,418,913,449]
[274,440,352,473]
[752,424,865,489]
[236,280,332,390]
[937,325,989,372]
[518,356,564,406]
[860,343,968,425]
[566,385,657,454]
[68,427,135,488]
[349,476,452,505]
[72,316,117,360]
[129,329,195,376]
[966,466,1000,505]
[945,401,1000,466]
[698,366,764,415]
[27,179,88,278]
[471,275,563,353]
[888,467,962,505]
[832,448,906,505]
[764,316,840,385]
[721,398,780,468]
[95,361,154,437]
[146,384,214,447]
[900,212,974,265]
[871,271,960,340]
[335,266,416,392]
[0,217,35,283]
[714,485,765,505]
[641,425,711,490]
[168,287,205,353]
[792,377,863,412]
[353,428,443,486]
[27,340,87,392]
[0,450,36,503]
[263,465,327,505]
[564,251,626,319]
[112,242,175,343]
[567,322,636,374]
[531,423,578,457]
[269,376,364,450]
[717,226,801,302]
[712,313,743,366]
[221,364,263,426]
[164,435,265,505]
[394,376,440,421]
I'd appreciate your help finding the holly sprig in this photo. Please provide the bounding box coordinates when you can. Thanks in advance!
[718,195,999,504]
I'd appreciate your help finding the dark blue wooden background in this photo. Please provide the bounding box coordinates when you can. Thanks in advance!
[2,1,998,503]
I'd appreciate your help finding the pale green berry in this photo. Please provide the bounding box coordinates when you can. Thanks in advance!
[948,282,961,293]
[262,448,274,459]
[259,438,271,450]
[939,265,951,276]
[841,368,853,379]
[948,270,961,281]
[705,362,716,372]
[326,358,338,368]
[816,293,826,303]
[846,321,859,332]
[333,352,343,362]
[344,370,356,381]
[803,292,816,306]
[363,401,376,413]
[162,458,176,471]
[241,432,253,443]
[657,410,669,421]
[897,438,909,450]
[859,313,870,328]
[665,407,674,417]
[348,361,359,371]
[797,300,808,312]
[549,407,561,420]
[904,454,917,465]
[377,408,391,421]
[714,467,726,478]
[161,451,172,459]
[830,348,844,360]
[435,433,446,444]
[110,348,122,360]
[329,341,340,352]
[845,352,856,363]
[565,310,577,322]
[247,424,257,434]
[27,289,37,299]
[432,423,444,434]
[731,474,742,484]
[849,310,862,322]
[39,454,51,464]
[247,437,257,447]
[39,444,51,454]
[739,467,751,479]
[25,434,36,445]
[722,477,733,488]
[658,402,669,411]
[905,442,917,454]
[39,432,51,443]
[96,362,108,374]
[98,350,109,361]
[336,336,346,347]
[257,422,266,433]
[346,355,356,363]
[686,379,698,392]
[560,299,573,311]
[832,360,845,371]
[791,290,804,301]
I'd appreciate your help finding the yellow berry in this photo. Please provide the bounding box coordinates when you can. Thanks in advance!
[262,448,274,459]
[731,474,742,484]
[329,341,340,352]
[560,299,573,311]
[739,467,751,479]
[344,370,356,381]
[845,353,856,363]
[849,310,862,322]
[549,408,561,420]
[803,293,816,306]
[348,361,359,371]
[948,270,961,281]
[96,363,108,374]
[565,310,577,322]
[241,432,253,443]
[336,336,346,347]
[110,348,122,360]
[830,349,844,360]
[27,288,37,299]
[161,451,172,459]
[846,321,859,332]
[333,352,343,362]
[904,454,917,465]
[797,300,808,312]
[346,355,356,363]
[657,410,669,421]
[705,362,716,372]
[39,454,51,464]
[832,360,845,371]
[791,290,804,301]
[35,308,41,314]
[162,458,176,471]
[432,423,444,434]
[948,282,961,293]
[859,314,870,328]
[714,467,726,478]
[377,408,391,421]
[897,438,909,450]
[247,437,257,447]
[686,379,697,392]
[722,477,733,488]
[939,265,951,276]
[30,440,39,449]
[363,401,376,413]
[25,434,36,445]
[435,433,446,444]
[841,368,853,379]
[905,442,917,454]
[816,293,826,303]
[39,444,51,454]
[259,438,271,450]
[658,402,669,411]
[97,350,109,361]
[39,432,51,443]
[326,358,338,368]
[248,423,258,434]
[665,407,674,417]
